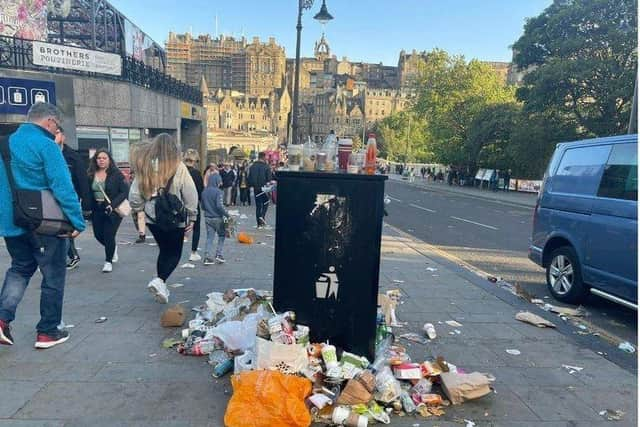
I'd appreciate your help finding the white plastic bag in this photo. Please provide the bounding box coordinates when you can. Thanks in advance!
[374,366,402,403]
[211,313,260,352]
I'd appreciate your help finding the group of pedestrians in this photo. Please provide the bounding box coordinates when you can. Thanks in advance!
[218,161,252,207]
[0,102,274,350]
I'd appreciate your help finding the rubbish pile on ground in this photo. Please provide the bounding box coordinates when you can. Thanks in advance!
[163,288,496,426]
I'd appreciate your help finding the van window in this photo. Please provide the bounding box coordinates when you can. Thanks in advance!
[553,145,611,195]
[597,143,638,201]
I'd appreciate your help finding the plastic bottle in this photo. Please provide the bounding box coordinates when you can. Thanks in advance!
[364,133,378,175]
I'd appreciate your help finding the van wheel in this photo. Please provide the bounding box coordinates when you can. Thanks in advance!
[546,246,588,304]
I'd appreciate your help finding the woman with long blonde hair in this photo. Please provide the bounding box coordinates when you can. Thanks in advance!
[129,133,198,303]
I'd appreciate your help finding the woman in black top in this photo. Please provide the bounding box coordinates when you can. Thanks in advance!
[87,149,129,273]
[238,160,250,206]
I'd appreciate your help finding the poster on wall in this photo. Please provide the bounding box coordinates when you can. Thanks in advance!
[0,0,48,40]
[124,19,154,63]
[110,128,130,164]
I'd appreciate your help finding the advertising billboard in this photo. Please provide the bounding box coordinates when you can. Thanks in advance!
[0,0,48,40]
[32,41,122,76]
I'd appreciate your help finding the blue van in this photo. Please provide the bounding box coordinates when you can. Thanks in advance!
[529,134,638,310]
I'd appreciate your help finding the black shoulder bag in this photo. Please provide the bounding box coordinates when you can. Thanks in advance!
[0,136,74,236]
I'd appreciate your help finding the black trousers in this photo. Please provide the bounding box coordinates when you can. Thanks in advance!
[92,206,122,262]
[231,185,238,206]
[192,207,201,252]
[254,192,269,226]
[67,238,79,260]
[147,224,185,282]
[240,187,250,205]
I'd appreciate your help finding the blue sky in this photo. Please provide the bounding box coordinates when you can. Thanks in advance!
[110,0,552,65]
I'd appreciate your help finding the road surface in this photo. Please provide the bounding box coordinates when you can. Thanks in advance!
[384,179,637,346]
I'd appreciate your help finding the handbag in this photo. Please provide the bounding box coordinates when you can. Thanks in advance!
[97,182,131,218]
[0,136,74,235]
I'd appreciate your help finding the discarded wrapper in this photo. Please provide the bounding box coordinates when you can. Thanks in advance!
[392,363,422,380]
[515,311,556,328]
[546,304,586,317]
[423,323,437,339]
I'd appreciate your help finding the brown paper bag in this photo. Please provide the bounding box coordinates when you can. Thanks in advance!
[160,304,186,327]
[440,372,492,405]
[515,311,556,328]
[337,370,376,405]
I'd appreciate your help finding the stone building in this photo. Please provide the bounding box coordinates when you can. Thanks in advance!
[166,32,245,90]
[306,86,364,142]
[204,85,290,145]
[363,88,412,125]
[398,49,427,87]
[242,37,287,97]
[166,32,285,97]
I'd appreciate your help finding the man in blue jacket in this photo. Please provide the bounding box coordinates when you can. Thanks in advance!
[0,103,85,349]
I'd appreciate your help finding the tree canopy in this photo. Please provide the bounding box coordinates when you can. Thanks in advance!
[512,0,637,136]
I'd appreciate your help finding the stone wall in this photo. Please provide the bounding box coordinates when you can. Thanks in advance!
[73,77,180,130]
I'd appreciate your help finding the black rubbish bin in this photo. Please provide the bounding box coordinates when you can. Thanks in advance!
[273,171,387,360]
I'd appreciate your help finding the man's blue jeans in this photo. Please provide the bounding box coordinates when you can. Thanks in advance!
[0,233,69,333]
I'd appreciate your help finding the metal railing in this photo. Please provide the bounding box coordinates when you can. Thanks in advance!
[0,36,202,105]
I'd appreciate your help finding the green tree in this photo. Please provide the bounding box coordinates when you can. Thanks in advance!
[466,102,521,170]
[412,49,516,167]
[512,0,637,136]
[507,111,579,178]
[374,111,431,162]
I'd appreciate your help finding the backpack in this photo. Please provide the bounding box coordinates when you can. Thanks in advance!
[148,175,187,231]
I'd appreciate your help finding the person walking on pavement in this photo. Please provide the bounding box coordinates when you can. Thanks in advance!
[183,149,204,262]
[221,163,235,206]
[129,166,147,244]
[238,160,250,206]
[87,149,129,273]
[230,163,239,206]
[0,102,85,349]
[201,174,230,264]
[129,134,198,304]
[248,151,273,228]
[54,127,90,270]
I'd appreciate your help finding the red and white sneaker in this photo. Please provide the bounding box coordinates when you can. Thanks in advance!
[0,319,14,345]
[35,329,69,349]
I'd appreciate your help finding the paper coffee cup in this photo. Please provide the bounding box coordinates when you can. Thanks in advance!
[332,406,350,424]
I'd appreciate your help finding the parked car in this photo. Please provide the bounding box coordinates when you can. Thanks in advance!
[529,134,638,310]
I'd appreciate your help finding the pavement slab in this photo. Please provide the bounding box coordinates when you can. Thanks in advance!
[0,205,636,425]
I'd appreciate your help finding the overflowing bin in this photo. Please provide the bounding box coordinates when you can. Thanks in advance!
[273,171,387,360]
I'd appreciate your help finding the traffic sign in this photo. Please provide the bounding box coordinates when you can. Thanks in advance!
[0,77,56,115]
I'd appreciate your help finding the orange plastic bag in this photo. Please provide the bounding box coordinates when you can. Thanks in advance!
[224,370,312,427]
[237,232,254,244]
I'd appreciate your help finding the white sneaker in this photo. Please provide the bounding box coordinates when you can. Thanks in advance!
[102,262,113,273]
[189,252,201,262]
[147,277,169,304]
[112,246,118,263]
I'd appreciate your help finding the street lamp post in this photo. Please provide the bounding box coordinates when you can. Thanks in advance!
[291,0,333,145]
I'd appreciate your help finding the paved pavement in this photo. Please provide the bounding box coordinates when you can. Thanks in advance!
[384,177,638,347]
[0,204,636,426]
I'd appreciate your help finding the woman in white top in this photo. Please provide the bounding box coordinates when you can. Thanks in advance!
[129,134,198,304]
